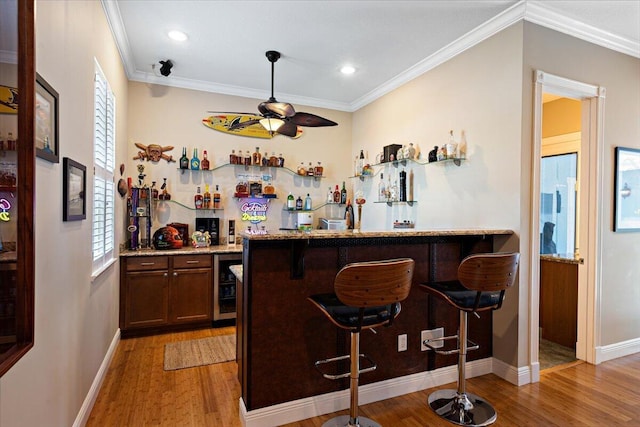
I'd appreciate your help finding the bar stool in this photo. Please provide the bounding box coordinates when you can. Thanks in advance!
[308,258,415,427]
[420,252,520,427]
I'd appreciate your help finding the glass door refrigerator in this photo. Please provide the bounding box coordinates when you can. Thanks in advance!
[213,253,242,322]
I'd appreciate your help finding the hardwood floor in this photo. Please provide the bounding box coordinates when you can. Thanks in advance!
[88,328,640,426]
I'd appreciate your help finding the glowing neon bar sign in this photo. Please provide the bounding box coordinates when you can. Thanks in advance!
[238,198,270,224]
[0,198,11,222]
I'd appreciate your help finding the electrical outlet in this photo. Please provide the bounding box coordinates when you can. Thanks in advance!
[397,334,408,352]
[421,328,444,351]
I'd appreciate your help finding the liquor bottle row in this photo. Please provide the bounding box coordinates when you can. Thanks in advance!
[194,184,222,209]
[179,147,211,170]
[0,132,17,151]
[296,162,324,177]
[377,170,414,203]
[286,193,313,211]
[229,147,285,168]
[326,182,348,205]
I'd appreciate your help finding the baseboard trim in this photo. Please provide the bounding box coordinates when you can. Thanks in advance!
[240,358,492,427]
[595,337,640,364]
[492,357,532,386]
[73,328,121,427]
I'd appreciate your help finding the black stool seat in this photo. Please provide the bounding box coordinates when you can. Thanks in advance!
[425,281,503,311]
[308,293,400,330]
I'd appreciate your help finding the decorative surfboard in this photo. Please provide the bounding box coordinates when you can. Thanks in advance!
[0,85,18,114]
[202,114,303,139]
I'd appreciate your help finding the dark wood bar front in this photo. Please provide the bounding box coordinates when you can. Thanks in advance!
[238,229,513,412]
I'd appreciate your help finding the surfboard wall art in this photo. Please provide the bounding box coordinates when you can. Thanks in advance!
[0,85,18,114]
[202,114,302,139]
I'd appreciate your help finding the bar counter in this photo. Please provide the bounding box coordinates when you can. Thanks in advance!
[237,228,514,420]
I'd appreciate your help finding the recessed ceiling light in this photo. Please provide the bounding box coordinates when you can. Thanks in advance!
[168,30,188,42]
[340,65,356,75]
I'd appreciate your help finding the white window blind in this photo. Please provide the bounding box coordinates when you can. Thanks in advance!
[92,62,115,275]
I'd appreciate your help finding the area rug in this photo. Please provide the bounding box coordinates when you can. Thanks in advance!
[164,334,236,371]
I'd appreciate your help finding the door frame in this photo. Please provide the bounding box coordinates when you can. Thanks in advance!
[529,70,605,382]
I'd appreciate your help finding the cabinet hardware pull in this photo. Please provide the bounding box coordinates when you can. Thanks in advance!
[163,273,168,277]
[173,272,178,276]
[140,262,155,266]
[186,260,199,264]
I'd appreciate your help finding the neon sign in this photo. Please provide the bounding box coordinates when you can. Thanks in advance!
[238,198,270,224]
[0,198,11,222]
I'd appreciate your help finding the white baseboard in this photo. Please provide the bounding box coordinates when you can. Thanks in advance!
[240,358,492,427]
[492,356,532,386]
[595,337,640,364]
[73,328,121,427]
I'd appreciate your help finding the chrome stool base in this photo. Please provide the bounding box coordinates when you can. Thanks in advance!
[322,414,382,427]
[428,389,497,426]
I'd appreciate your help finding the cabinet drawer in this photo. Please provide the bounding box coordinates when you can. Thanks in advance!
[173,254,212,269]
[126,256,169,272]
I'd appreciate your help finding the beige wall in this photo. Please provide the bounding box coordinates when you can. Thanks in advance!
[0,1,128,425]
[523,22,640,348]
[353,23,525,365]
[126,82,352,237]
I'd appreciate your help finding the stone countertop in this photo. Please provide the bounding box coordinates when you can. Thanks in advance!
[240,228,514,241]
[229,265,243,283]
[120,244,242,257]
[540,253,584,265]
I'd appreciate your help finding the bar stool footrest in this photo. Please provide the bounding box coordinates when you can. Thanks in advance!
[424,335,480,355]
[428,388,497,426]
[314,353,377,380]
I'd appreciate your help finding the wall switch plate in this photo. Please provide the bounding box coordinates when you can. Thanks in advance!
[398,334,408,352]
[421,328,444,351]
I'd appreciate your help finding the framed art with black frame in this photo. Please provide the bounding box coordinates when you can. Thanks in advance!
[613,146,640,232]
[35,73,59,163]
[63,157,86,221]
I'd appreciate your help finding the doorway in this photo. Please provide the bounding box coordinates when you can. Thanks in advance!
[530,70,605,382]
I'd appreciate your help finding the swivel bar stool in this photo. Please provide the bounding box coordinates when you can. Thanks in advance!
[420,252,520,427]
[308,258,415,427]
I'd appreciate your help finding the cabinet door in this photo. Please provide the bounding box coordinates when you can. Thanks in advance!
[170,268,212,323]
[124,270,169,329]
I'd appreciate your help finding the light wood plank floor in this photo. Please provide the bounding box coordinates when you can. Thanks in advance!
[88,328,640,426]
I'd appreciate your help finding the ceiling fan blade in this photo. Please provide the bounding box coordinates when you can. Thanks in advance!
[289,112,337,127]
[258,101,295,118]
[207,111,257,116]
[276,121,299,137]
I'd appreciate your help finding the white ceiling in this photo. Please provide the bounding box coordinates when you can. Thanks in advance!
[103,0,640,112]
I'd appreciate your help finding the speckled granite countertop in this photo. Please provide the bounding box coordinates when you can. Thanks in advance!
[229,265,243,283]
[120,244,242,257]
[240,228,513,241]
[540,254,584,265]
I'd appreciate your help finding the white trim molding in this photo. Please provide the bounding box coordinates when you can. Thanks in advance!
[595,338,640,365]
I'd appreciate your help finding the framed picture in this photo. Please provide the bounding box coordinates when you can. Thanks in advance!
[613,146,640,232]
[0,84,18,114]
[63,157,86,221]
[35,73,59,163]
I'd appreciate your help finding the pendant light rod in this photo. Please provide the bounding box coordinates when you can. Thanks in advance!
[265,50,280,102]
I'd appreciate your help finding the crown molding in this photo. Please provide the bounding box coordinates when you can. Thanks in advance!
[100,0,136,79]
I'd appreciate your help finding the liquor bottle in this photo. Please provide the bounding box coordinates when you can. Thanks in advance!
[333,185,340,203]
[0,131,4,151]
[262,153,269,167]
[244,150,251,166]
[213,185,221,209]
[314,161,323,177]
[457,130,467,159]
[327,187,334,203]
[287,192,295,210]
[408,169,414,202]
[340,181,347,205]
[201,150,210,170]
[446,130,457,160]
[203,184,212,209]
[357,149,365,176]
[399,170,407,202]
[194,186,203,209]
[307,162,314,176]
[296,195,303,210]
[151,181,159,200]
[269,152,278,167]
[297,162,307,176]
[179,147,189,169]
[304,194,312,211]
[252,147,262,166]
[344,199,354,229]
[191,148,200,170]
[229,149,237,165]
[378,173,387,202]
[278,153,285,168]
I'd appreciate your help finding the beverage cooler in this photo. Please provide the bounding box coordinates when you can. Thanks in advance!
[213,253,242,321]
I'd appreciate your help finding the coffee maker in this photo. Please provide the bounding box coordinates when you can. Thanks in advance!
[195,217,220,246]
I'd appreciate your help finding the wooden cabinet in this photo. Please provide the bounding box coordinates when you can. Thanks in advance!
[120,254,213,337]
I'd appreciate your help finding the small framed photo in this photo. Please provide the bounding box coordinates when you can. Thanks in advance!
[613,146,640,232]
[63,157,86,221]
[35,73,59,163]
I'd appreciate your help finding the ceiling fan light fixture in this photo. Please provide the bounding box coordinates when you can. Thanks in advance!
[259,117,284,132]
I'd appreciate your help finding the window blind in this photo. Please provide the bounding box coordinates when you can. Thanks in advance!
[92,63,115,274]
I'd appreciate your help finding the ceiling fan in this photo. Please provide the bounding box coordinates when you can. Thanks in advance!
[210,50,338,138]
